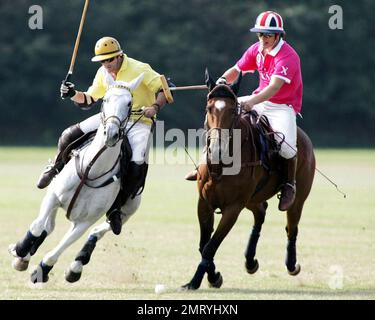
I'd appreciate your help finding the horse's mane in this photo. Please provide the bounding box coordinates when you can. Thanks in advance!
[207,84,237,102]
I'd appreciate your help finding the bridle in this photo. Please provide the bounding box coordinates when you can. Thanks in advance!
[100,85,133,145]
[205,90,243,179]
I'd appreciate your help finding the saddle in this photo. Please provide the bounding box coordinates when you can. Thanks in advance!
[243,110,281,172]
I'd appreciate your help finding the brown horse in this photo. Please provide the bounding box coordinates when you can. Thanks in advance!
[182,71,315,290]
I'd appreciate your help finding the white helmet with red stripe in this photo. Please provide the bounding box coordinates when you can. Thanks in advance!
[250,11,285,34]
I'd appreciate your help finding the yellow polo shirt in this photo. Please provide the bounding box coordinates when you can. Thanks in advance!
[86,54,162,125]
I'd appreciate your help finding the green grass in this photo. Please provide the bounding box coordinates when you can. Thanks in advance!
[0,147,375,300]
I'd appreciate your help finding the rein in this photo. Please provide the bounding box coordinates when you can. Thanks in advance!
[75,151,120,184]
[67,145,108,219]
[66,89,134,219]
[206,102,262,180]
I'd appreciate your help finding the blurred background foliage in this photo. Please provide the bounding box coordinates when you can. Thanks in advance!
[0,0,373,146]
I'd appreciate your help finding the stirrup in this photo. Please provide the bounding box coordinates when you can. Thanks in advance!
[285,182,296,192]
[42,159,59,174]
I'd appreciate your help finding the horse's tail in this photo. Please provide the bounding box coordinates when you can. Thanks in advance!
[296,127,316,199]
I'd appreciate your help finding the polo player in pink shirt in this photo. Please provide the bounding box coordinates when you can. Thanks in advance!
[223,11,302,211]
[186,11,302,212]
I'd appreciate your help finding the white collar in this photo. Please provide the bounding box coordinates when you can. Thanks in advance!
[259,38,285,57]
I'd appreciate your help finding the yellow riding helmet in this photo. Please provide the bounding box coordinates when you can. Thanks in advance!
[91,37,123,62]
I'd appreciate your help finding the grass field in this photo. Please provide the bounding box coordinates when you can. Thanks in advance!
[0,147,374,300]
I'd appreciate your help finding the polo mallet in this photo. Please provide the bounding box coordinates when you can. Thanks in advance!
[160,75,208,103]
[64,0,90,84]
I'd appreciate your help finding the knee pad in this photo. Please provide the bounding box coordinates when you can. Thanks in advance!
[58,124,84,152]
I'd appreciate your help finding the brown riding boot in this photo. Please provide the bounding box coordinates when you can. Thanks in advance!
[278,156,297,211]
[37,124,84,189]
[184,169,198,181]
[37,159,64,189]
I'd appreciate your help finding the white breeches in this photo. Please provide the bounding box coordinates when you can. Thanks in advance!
[239,98,297,159]
[78,113,152,164]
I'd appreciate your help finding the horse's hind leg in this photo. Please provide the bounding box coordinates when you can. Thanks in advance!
[285,200,304,276]
[9,192,59,271]
[244,201,268,274]
[31,221,92,283]
[65,221,111,283]
[66,195,141,283]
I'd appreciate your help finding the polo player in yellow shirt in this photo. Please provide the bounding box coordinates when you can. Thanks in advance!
[37,37,168,235]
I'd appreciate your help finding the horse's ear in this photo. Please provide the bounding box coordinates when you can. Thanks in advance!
[128,72,145,91]
[230,72,242,95]
[205,68,216,92]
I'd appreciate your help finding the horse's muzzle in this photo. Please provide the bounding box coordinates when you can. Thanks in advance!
[104,124,121,147]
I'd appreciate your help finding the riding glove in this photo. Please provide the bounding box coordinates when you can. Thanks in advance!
[60,81,76,99]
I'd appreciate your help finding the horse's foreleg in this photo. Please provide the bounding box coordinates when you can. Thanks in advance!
[65,221,110,283]
[244,201,267,274]
[285,201,303,276]
[29,208,59,256]
[197,199,215,254]
[183,205,242,290]
[31,221,92,283]
[9,192,59,271]
[197,199,218,287]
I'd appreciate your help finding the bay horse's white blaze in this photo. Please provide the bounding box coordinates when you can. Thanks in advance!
[208,100,231,164]
[10,74,145,281]
[214,100,226,110]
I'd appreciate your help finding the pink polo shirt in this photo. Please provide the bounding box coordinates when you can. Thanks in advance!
[236,39,303,113]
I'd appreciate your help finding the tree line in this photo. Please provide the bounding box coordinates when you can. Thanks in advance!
[0,0,374,146]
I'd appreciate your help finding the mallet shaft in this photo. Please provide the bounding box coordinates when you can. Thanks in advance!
[65,0,90,82]
[170,85,208,91]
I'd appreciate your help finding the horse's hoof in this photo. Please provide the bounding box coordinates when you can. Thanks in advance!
[287,263,301,276]
[208,272,223,289]
[12,258,29,272]
[245,259,259,274]
[30,267,49,283]
[8,244,17,257]
[180,282,198,291]
[65,269,82,283]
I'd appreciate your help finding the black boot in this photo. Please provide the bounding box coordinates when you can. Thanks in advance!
[106,162,147,235]
[184,169,198,181]
[37,160,64,189]
[37,124,84,189]
[107,207,123,236]
[278,156,297,211]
